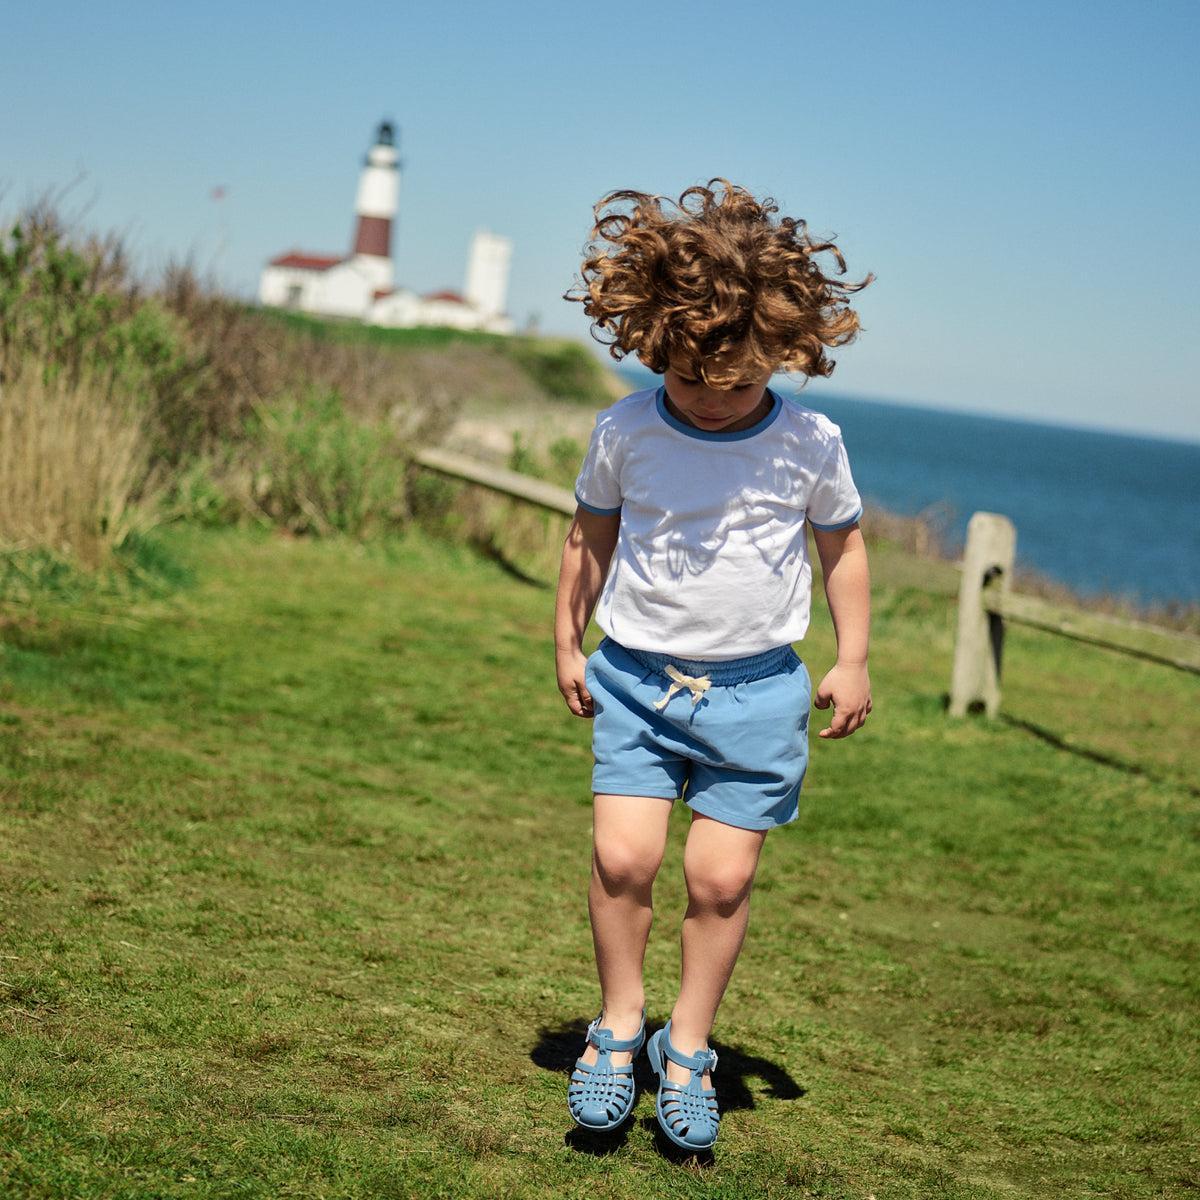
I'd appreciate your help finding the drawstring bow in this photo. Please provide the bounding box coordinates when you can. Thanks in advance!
[653,664,712,710]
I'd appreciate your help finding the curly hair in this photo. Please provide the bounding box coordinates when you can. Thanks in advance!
[566,180,871,386]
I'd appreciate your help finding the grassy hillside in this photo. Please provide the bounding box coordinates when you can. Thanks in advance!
[0,203,617,569]
[261,310,623,407]
[1,525,1196,1199]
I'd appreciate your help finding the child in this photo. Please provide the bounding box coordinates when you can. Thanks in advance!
[556,180,872,1151]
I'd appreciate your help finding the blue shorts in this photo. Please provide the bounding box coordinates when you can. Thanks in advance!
[585,638,812,831]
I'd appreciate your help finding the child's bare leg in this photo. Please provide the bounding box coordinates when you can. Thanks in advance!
[667,814,767,1084]
[581,793,673,1066]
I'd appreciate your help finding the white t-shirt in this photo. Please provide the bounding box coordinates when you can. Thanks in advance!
[575,386,862,661]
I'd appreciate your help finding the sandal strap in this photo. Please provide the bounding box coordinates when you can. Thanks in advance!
[586,1013,646,1055]
[660,1023,718,1076]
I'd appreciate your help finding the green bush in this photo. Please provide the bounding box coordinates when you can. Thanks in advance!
[0,205,189,402]
[0,211,182,565]
[244,391,409,537]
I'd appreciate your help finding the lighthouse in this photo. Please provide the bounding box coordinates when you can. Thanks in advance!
[260,119,514,332]
[351,120,400,293]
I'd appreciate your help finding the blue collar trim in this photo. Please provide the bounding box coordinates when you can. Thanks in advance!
[656,387,782,441]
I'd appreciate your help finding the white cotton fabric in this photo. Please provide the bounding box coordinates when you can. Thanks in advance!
[575,387,862,661]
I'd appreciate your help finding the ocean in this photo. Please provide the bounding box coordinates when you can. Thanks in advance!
[615,368,1200,608]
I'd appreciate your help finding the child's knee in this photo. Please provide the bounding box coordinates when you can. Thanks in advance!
[684,856,758,914]
[592,832,663,891]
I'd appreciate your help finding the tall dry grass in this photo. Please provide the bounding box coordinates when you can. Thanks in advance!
[0,370,160,567]
[0,202,175,567]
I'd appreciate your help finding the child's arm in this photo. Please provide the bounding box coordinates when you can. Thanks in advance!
[811,522,872,739]
[555,507,621,717]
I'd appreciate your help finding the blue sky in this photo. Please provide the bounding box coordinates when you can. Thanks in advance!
[5,0,1198,442]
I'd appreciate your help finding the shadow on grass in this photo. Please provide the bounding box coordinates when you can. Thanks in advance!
[468,533,551,588]
[563,1119,720,1166]
[999,713,1200,798]
[533,1019,805,1160]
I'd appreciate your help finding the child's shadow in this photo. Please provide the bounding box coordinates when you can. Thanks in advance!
[531,1019,805,1159]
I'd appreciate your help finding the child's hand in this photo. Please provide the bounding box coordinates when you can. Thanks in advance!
[557,648,595,719]
[814,661,871,738]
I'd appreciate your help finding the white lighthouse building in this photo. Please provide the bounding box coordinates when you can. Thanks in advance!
[259,121,513,333]
[350,122,400,293]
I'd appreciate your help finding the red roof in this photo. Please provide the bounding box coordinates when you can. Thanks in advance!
[269,252,343,271]
[425,290,467,304]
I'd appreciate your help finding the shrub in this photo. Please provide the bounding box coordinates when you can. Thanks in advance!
[0,202,188,401]
[237,391,410,538]
[0,206,174,566]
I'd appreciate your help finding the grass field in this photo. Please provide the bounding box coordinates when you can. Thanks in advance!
[1,526,1197,1199]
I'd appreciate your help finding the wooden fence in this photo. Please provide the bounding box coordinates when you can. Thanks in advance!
[411,452,1200,719]
[948,512,1200,716]
[412,446,576,517]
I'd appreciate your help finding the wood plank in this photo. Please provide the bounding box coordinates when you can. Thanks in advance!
[412,447,577,517]
[986,590,1200,674]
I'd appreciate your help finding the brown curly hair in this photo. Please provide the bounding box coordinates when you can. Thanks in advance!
[566,180,871,387]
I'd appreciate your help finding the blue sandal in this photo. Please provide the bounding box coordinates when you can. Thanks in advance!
[567,1012,646,1130]
[646,1021,720,1150]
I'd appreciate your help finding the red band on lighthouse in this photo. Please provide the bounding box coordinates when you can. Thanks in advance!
[354,215,391,260]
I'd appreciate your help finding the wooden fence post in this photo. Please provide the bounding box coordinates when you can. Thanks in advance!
[949,512,1016,717]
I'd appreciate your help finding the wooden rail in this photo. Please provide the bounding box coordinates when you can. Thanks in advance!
[412,446,576,517]
[986,591,1200,674]
[949,512,1200,717]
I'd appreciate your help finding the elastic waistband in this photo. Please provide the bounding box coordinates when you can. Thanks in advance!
[615,639,796,686]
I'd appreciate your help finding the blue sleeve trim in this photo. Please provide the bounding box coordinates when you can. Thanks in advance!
[808,507,863,532]
[575,493,622,517]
